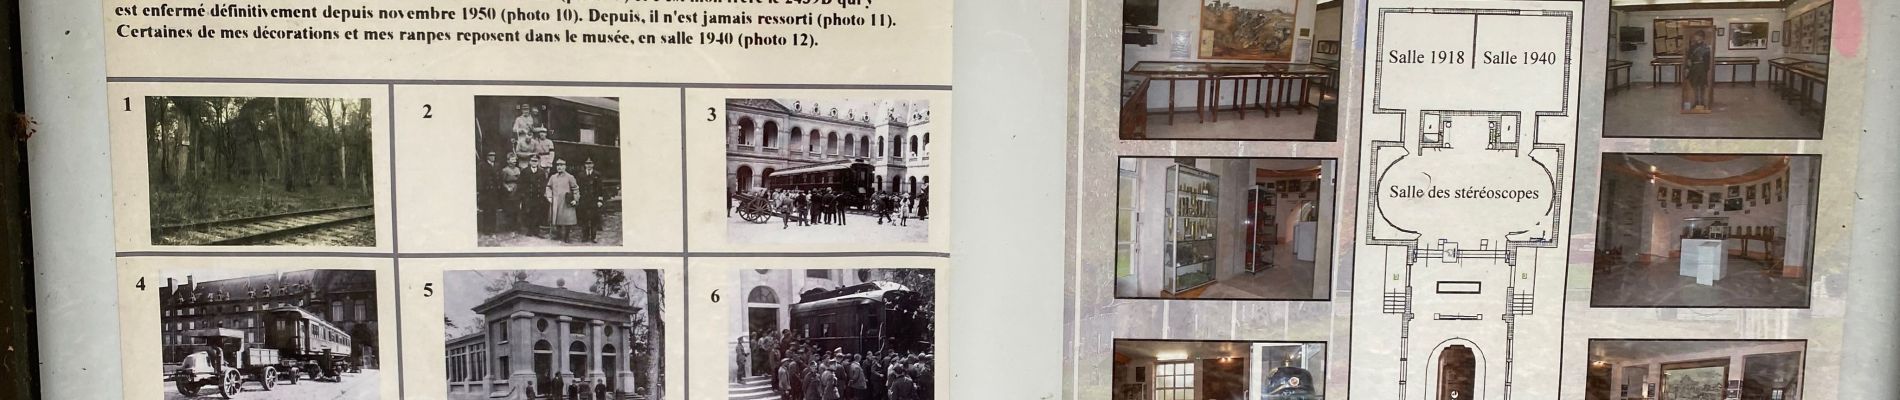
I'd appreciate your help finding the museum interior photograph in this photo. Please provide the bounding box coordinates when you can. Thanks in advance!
[1114,158,1335,300]
[1592,154,1818,308]
[1112,340,1327,400]
[1604,0,1832,139]
[1120,0,1343,141]
[1585,340,1805,400]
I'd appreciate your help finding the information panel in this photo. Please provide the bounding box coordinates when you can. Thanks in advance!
[1351,1,1582,399]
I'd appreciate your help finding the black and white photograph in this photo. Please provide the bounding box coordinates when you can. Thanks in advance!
[158,268,380,399]
[1119,0,1343,141]
[724,99,934,245]
[442,268,665,400]
[1606,2,1833,139]
[146,96,377,246]
[474,96,624,247]
[1592,154,1820,308]
[1112,340,1327,400]
[728,268,936,400]
[1585,340,1805,400]
[1113,157,1336,301]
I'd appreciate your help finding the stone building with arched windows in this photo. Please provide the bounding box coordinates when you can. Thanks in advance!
[443,280,654,400]
[724,99,934,197]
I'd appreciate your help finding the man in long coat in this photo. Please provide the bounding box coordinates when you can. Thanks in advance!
[518,155,549,238]
[546,158,581,242]
[577,158,606,243]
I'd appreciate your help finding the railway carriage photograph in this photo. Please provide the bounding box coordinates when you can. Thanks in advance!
[157,268,380,399]
[474,96,625,247]
[727,268,936,400]
[442,269,666,400]
[724,99,934,245]
[145,96,376,247]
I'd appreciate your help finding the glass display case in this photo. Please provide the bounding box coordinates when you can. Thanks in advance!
[1246,185,1277,273]
[1165,164,1218,294]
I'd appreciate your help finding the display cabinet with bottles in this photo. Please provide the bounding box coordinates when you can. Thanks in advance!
[1165,164,1219,294]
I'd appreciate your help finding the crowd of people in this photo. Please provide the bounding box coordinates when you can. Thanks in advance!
[734,329,935,400]
[477,104,611,243]
[530,374,644,400]
[733,187,930,229]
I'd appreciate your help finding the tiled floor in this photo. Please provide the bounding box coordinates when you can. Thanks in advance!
[1590,256,1810,307]
[1190,260,1318,300]
[1604,83,1823,139]
[1141,106,1322,140]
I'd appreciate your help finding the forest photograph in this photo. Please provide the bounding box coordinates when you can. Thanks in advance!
[145,96,377,246]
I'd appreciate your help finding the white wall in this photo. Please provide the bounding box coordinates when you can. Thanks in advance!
[1313,4,1343,62]
[1133,158,1173,296]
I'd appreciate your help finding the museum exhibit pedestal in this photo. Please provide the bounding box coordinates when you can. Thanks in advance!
[1681,239,1727,285]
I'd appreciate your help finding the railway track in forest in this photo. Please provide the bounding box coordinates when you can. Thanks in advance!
[153,205,375,246]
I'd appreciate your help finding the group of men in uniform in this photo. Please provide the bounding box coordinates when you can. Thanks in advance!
[476,104,611,243]
[736,329,934,400]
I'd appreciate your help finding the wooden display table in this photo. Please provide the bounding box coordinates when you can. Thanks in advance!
[1121,74,1151,139]
[1125,61,1335,125]
[1607,59,1632,93]
[1714,56,1760,86]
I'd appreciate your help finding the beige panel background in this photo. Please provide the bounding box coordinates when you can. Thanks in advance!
[107,82,396,253]
[115,257,400,399]
[102,0,953,85]
[390,86,684,253]
[395,257,686,400]
[683,89,953,254]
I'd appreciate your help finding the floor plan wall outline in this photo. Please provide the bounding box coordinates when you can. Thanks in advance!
[1352,2,1583,400]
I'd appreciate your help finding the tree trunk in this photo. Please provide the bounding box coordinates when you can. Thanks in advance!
[277,98,293,192]
[643,269,664,399]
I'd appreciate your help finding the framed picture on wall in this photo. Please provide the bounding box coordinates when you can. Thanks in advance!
[1772,30,1781,43]
[1672,189,1683,206]
[1197,0,1299,61]
[1730,22,1769,50]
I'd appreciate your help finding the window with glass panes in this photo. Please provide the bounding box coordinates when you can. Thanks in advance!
[1153,361,1195,400]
